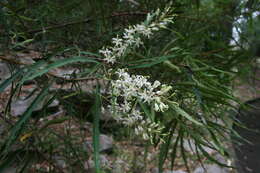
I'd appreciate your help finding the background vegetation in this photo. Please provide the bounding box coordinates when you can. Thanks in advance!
[0,0,259,172]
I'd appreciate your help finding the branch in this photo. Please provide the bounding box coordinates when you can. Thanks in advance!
[27,11,148,34]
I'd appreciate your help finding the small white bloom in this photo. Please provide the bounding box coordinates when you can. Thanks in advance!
[112,37,123,47]
[143,133,149,140]
[159,102,168,112]
[125,27,136,35]
[153,80,161,88]
[154,103,160,112]
[99,48,112,57]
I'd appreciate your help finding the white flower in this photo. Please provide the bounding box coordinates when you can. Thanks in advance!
[112,36,123,47]
[99,48,116,63]
[98,6,174,64]
[154,103,160,112]
[99,48,112,57]
[142,133,149,140]
[153,80,161,88]
[109,69,171,131]
[125,27,136,35]
[123,32,135,42]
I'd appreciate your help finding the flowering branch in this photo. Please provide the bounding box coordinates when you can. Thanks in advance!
[109,69,172,141]
[99,6,175,64]
[99,4,175,141]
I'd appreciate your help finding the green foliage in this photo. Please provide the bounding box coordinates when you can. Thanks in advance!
[0,0,259,172]
[93,86,101,173]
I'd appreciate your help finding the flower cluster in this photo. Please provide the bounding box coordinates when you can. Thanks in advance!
[100,5,175,141]
[99,7,174,64]
[112,69,171,112]
[109,69,172,140]
[134,119,165,141]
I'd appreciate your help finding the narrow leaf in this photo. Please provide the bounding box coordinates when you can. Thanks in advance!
[3,82,51,152]
[93,86,101,173]
[26,57,99,81]
[0,68,24,92]
[169,102,203,126]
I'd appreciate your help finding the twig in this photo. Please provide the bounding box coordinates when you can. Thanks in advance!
[124,0,140,6]
[27,11,148,34]
[200,48,226,57]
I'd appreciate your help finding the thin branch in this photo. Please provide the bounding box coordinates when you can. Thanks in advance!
[27,12,148,34]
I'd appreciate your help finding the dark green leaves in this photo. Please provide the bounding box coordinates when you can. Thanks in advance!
[92,86,101,173]
[1,82,51,153]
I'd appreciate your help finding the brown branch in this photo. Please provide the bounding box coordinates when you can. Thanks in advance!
[27,19,92,34]
[200,48,227,57]
[0,55,24,65]
[27,11,148,34]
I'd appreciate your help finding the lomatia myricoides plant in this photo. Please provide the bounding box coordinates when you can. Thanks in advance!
[99,5,178,142]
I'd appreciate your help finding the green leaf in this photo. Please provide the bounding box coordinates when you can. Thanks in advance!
[12,39,34,48]
[128,55,178,69]
[92,86,101,173]
[39,117,70,132]
[25,57,99,81]
[80,51,102,58]
[139,102,153,121]
[168,102,203,126]
[198,145,233,168]
[19,60,47,85]
[180,133,191,173]
[163,60,181,73]
[158,123,177,173]
[170,132,180,170]
[3,82,51,152]
[0,68,24,92]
